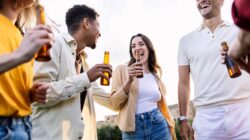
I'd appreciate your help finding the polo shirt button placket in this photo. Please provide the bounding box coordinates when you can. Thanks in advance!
[212,35,215,39]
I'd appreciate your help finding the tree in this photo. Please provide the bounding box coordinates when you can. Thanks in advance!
[97,125,122,140]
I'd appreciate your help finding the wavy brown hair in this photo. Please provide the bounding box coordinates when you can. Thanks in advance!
[128,33,162,78]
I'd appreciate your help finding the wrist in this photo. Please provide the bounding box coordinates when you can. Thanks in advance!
[178,116,188,124]
[14,49,29,63]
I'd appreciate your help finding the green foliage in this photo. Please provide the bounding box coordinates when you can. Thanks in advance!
[97,119,193,140]
[97,125,122,140]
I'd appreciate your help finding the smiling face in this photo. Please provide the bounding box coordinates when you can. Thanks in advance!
[128,34,162,76]
[196,0,224,18]
[85,18,100,49]
[131,36,149,65]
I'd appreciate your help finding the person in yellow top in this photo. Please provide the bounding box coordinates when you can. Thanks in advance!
[0,0,53,139]
[109,33,176,140]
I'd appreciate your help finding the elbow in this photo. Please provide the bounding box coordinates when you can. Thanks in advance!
[110,97,121,111]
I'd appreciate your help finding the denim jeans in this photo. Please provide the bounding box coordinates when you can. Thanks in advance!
[0,116,31,140]
[122,108,172,140]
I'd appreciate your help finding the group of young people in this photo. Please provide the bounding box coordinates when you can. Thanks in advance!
[1,0,250,140]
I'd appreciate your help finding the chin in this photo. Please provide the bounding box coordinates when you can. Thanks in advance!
[90,44,96,49]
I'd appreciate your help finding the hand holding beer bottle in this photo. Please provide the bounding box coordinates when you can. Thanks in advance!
[35,3,52,61]
[221,41,241,78]
[100,51,111,86]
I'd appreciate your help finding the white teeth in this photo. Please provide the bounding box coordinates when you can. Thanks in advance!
[201,4,209,9]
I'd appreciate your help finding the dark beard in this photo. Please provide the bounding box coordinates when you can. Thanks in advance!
[90,43,96,49]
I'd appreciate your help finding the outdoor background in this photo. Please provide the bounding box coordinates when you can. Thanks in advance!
[41,0,234,121]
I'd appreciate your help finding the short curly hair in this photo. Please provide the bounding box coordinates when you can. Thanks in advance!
[66,4,99,34]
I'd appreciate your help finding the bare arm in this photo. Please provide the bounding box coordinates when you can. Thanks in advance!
[228,30,250,73]
[0,25,53,74]
[0,51,26,74]
[178,66,191,116]
[178,65,194,140]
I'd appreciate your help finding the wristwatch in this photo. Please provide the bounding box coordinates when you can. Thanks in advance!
[178,116,188,124]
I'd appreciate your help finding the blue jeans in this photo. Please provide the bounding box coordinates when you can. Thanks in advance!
[122,108,172,140]
[0,116,31,140]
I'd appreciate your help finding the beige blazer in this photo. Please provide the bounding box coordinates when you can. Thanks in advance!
[93,64,176,140]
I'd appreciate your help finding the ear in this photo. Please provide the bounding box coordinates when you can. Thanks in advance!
[82,18,90,30]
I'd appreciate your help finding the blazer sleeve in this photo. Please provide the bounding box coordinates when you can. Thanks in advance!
[110,65,129,111]
[33,37,91,108]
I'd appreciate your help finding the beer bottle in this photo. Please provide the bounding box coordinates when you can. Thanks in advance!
[100,51,110,86]
[35,3,51,61]
[135,49,144,78]
[221,42,241,78]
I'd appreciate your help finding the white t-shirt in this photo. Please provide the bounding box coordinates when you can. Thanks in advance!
[178,21,250,108]
[136,73,161,114]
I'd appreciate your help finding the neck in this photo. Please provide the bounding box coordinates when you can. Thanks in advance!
[0,3,20,24]
[202,14,223,33]
[72,31,86,54]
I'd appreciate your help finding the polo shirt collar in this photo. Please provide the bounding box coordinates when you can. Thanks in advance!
[197,20,230,32]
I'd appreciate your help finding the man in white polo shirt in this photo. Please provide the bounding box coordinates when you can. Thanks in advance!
[177,0,250,140]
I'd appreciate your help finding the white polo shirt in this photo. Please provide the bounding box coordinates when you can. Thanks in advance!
[178,21,250,108]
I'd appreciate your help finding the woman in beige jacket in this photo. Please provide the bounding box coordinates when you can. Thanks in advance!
[110,33,176,140]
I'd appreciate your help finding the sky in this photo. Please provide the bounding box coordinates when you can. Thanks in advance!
[41,0,234,121]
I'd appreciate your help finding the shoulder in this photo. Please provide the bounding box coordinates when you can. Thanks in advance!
[114,64,127,72]
[179,28,198,44]
[52,33,73,52]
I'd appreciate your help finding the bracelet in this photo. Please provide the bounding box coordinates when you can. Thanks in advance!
[178,116,188,124]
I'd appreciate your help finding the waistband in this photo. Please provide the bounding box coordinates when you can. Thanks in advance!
[135,108,159,119]
[0,116,30,126]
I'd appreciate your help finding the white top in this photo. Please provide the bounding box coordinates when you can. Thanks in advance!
[32,33,104,140]
[136,72,161,114]
[178,21,250,108]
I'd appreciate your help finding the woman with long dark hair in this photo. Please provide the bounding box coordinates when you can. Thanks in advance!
[110,33,176,140]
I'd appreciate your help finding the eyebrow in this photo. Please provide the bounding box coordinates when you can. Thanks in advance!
[132,41,144,45]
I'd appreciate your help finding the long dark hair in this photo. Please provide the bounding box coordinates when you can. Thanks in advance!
[128,33,162,78]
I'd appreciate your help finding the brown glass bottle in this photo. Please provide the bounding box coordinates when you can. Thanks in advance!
[35,3,51,62]
[221,42,241,78]
[100,51,110,86]
[135,49,144,78]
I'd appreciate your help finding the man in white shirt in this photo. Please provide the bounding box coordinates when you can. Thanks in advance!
[177,0,250,140]
[31,5,112,140]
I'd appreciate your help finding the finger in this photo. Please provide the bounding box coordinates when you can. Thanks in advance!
[100,73,110,83]
[35,98,46,104]
[36,94,46,100]
[181,134,189,140]
[33,24,53,34]
[221,58,226,64]
[37,85,49,94]
[32,82,43,88]
[191,130,195,140]
[38,95,46,101]
[184,135,189,140]
[235,58,250,73]
[101,69,112,77]
[98,64,113,72]
[30,30,54,41]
